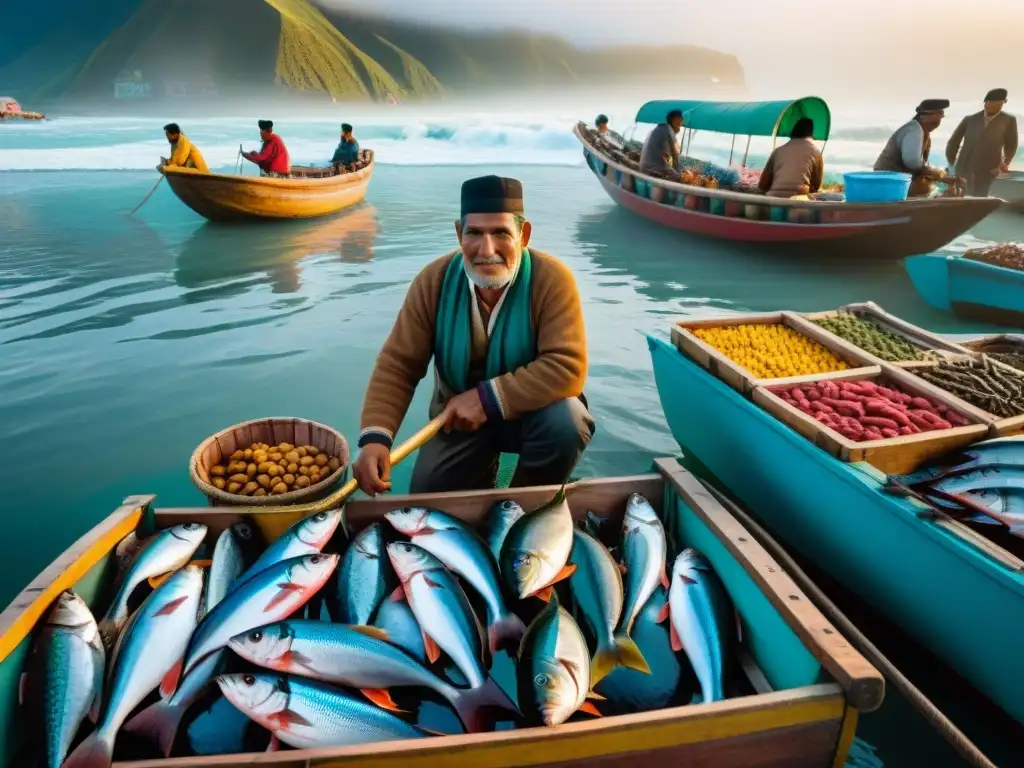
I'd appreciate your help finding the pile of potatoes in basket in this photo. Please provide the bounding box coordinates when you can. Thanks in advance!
[209,441,343,496]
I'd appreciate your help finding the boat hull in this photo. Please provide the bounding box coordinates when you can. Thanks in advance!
[0,466,881,767]
[648,335,1024,726]
[991,172,1024,213]
[905,253,1024,328]
[161,163,373,222]
[576,126,1001,259]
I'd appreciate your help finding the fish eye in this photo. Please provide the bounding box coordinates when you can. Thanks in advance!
[310,555,321,564]
[249,630,263,642]
[513,554,531,570]
[503,501,515,510]
[237,527,251,539]
[242,674,256,686]
[533,674,548,686]
[183,523,196,530]
[314,512,326,521]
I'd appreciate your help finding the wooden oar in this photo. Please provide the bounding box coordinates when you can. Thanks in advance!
[241,413,447,539]
[127,175,164,217]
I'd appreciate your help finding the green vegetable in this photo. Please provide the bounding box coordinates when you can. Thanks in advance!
[813,312,940,363]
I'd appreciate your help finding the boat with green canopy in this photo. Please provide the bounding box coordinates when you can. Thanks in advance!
[573,97,999,260]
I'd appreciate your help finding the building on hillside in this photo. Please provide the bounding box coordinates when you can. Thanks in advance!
[113,70,152,100]
[162,75,219,98]
[0,97,21,116]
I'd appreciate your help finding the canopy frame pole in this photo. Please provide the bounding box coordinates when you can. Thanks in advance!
[741,135,752,167]
[729,134,737,166]
[687,129,695,157]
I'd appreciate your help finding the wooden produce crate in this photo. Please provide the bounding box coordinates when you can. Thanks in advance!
[752,367,989,475]
[0,461,883,768]
[671,312,880,397]
[895,355,1024,438]
[802,301,969,369]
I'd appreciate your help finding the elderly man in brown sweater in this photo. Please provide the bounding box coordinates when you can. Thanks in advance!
[353,175,595,495]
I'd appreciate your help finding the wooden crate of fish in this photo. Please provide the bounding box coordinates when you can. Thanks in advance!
[896,355,1024,438]
[752,367,989,474]
[801,301,969,369]
[0,460,883,768]
[671,312,881,397]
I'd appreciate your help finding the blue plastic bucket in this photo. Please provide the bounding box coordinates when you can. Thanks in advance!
[843,171,912,203]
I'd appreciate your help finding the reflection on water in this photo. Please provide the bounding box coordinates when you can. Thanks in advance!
[174,204,380,298]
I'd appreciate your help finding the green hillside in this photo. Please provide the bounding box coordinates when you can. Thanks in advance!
[1,0,745,103]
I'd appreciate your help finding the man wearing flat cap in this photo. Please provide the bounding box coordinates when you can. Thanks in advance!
[242,119,291,178]
[945,88,1019,197]
[354,175,595,494]
[874,99,955,197]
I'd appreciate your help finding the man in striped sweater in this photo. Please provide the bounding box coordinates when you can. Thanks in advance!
[353,175,595,494]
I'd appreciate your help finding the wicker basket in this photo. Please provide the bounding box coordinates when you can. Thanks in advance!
[190,417,350,507]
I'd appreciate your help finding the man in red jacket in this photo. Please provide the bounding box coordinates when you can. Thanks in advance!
[242,119,291,177]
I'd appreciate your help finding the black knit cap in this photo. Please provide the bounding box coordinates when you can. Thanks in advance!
[595,114,609,126]
[460,175,524,217]
[915,99,950,114]
[258,119,273,131]
[985,88,1008,102]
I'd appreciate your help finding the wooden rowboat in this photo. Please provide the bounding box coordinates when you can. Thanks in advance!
[0,460,882,767]
[575,99,1001,260]
[648,330,1024,727]
[991,171,1024,213]
[160,152,374,222]
[904,252,1024,328]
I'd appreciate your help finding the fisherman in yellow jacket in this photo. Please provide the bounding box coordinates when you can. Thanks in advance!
[160,122,209,173]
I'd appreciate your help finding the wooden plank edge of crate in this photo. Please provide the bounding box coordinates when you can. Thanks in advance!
[752,371,990,474]
[674,312,784,331]
[836,301,971,354]
[753,366,882,390]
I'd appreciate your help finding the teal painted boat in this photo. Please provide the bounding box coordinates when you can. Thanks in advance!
[904,253,1024,328]
[647,334,1024,727]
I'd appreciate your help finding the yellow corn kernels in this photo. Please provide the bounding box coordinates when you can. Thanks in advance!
[692,323,848,379]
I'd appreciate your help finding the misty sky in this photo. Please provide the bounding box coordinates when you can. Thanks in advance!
[321,0,1024,98]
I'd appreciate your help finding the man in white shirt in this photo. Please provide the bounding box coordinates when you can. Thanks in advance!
[874,99,955,197]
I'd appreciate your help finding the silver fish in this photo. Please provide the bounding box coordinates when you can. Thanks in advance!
[122,651,225,757]
[181,553,339,680]
[385,507,525,653]
[229,618,490,732]
[595,588,683,715]
[206,529,245,615]
[230,509,341,594]
[500,487,576,601]
[218,673,428,749]
[568,529,649,687]
[479,500,525,563]
[668,549,733,703]
[21,591,105,768]
[98,523,207,642]
[518,597,600,726]
[372,600,468,687]
[329,521,395,625]
[618,494,668,638]
[387,542,518,729]
[64,566,204,768]
[372,598,426,663]
[931,466,1024,495]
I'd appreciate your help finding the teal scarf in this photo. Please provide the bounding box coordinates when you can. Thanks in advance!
[435,249,535,393]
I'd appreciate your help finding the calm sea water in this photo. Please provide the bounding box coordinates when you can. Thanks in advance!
[2,109,1023,766]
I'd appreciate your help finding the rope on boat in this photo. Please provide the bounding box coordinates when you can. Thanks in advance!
[701,482,1000,768]
[127,176,164,217]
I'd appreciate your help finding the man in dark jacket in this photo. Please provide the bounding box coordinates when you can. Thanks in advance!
[331,123,360,169]
[874,99,954,197]
[945,88,1019,197]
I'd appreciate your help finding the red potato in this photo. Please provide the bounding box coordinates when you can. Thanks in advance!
[810,401,833,413]
[899,426,913,436]
[881,428,899,438]
[946,410,969,426]
[910,397,934,410]
[806,389,822,401]
[863,428,884,441]
[861,416,900,430]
